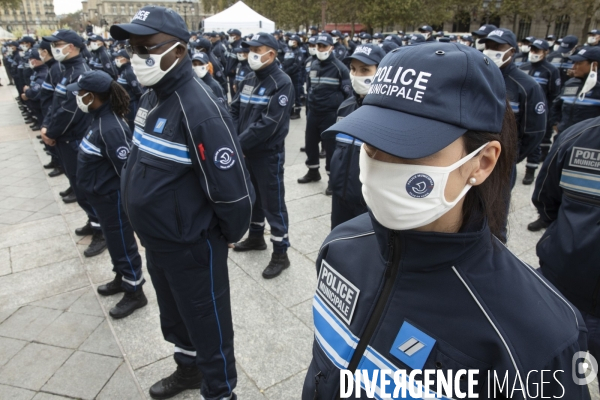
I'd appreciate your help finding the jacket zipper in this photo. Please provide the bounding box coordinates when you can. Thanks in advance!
[313,371,324,400]
[345,232,402,373]
[564,189,600,207]
[341,139,355,200]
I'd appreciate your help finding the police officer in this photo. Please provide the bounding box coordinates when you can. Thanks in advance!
[191,52,226,104]
[282,34,303,119]
[418,25,435,42]
[88,34,118,78]
[323,44,384,229]
[114,49,142,131]
[588,29,600,47]
[330,30,348,60]
[41,30,107,258]
[533,115,600,387]
[193,37,228,95]
[458,34,473,46]
[225,28,242,95]
[20,49,47,131]
[67,70,147,319]
[230,32,294,278]
[303,42,590,400]
[208,31,228,71]
[513,36,534,67]
[547,35,579,86]
[359,33,371,44]
[409,34,427,45]
[481,29,546,186]
[298,33,351,194]
[471,23,497,51]
[546,34,557,49]
[2,41,15,85]
[232,47,250,94]
[519,38,561,184]
[273,29,287,62]
[303,35,317,111]
[6,41,20,94]
[111,7,253,399]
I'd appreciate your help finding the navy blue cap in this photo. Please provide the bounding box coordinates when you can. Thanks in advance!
[38,40,51,52]
[206,31,217,37]
[116,48,130,59]
[569,47,600,62]
[43,29,83,47]
[447,35,457,41]
[242,32,279,50]
[330,30,343,38]
[381,41,399,53]
[315,33,333,46]
[194,37,211,50]
[309,26,318,31]
[546,35,556,40]
[6,41,18,47]
[373,33,384,40]
[384,35,403,46]
[192,52,210,64]
[471,24,497,37]
[460,35,473,42]
[589,29,600,35]
[88,34,104,42]
[307,36,317,45]
[531,39,549,51]
[110,6,190,42]
[346,44,385,65]
[227,28,241,36]
[66,70,113,93]
[29,49,41,60]
[408,34,426,44]
[323,42,506,159]
[232,47,249,53]
[19,36,35,44]
[289,34,301,43]
[359,33,372,40]
[438,38,451,43]
[561,35,578,49]
[418,25,433,33]
[479,28,518,49]
[522,36,535,43]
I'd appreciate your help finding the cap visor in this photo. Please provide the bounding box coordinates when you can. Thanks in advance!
[568,55,587,62]
[242,40,262,48]
[345,53,378,65]
[110,24,159,40]
[322,105,467,159]
[316,39,331,45]
[479,36,509,45]
[42,35,60,42]
[65,82,81,92]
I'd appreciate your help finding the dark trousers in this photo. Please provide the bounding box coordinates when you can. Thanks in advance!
[3,62,13,84]
[305,110,336,173]
[526,117,554,170]
[55,140,99,228]
[292,77,302,108]
[246,152,290,253]
[146,234,236,400]
[27,101,42,126]
[87,190,144,292]
[331,194,368,230]
[228,75,236,98]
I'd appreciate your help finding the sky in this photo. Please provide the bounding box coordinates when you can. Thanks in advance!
[54,0,83,15]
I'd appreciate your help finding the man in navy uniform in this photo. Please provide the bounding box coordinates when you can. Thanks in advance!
[471,24,497,51]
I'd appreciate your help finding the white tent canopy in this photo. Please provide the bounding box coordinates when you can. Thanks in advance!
[203,1,275,37]
[0,27,15,40]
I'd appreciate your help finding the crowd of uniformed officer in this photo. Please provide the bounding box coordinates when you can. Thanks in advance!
[2,6,600,398]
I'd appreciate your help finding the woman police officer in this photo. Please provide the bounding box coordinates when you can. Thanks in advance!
[66,70,147,319]
[302,43,590,398]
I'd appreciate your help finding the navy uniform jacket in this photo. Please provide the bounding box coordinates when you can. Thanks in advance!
[225,38,242,78]
[116,62,143,102]
[81,46,93,64]
[302,211,590,399]
[9,52,20,78]
[547,50,575,88]
[201,72,226,104]
[46,54,92,142]
[551,77,600,134]
[230,61,294,157]
[77,102,132,195]
[234,59,251,92]
[512,51,528,67]
[502,62,547,162]
[323,94,366,207]
[519,59,561,104]
[282,46,302,81]
[534,116,600,318]
[40,58,64,128]
[24,64,48,102]
[333,42,348,61]
[90,46,118,79]
[211,39,228,69]
[21,48,34,83]
[205,50,228,94]
[121,57,254,250]
[308,53,352,114]
[276,39,288,63]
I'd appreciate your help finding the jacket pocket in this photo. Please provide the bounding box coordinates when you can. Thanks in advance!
[305,343,341,400]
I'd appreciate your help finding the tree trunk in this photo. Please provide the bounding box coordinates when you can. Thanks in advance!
[582,4,594,41]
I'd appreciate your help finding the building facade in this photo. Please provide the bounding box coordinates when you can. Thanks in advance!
[0,0,57,34]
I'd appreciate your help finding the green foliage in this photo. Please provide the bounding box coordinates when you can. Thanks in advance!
[0,0,20,10]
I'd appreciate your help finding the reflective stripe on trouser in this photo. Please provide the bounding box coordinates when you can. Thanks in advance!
[56,140,100,227]
[86,190,144,292]
[246,152,290,253]
[146,233,236,400]
[305,110,337,172]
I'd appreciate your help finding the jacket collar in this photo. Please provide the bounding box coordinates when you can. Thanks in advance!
[151,56,194,100]
[91,101,111,119]
[255,60,279,80]
[61,54,84,68]
[501,61,517,76]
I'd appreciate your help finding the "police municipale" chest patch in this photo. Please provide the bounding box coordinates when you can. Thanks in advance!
[569,147,600,171]
[317,260,360,325]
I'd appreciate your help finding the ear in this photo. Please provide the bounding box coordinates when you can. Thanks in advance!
[175,43,187,58]
[468,141,501,185]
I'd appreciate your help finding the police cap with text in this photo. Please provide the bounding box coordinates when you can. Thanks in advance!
[110,6,190,42]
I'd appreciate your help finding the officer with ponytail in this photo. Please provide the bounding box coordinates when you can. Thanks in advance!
[67,70,147,320]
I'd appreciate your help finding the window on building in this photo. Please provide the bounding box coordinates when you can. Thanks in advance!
[112,5,117,14]
[129,5,133,14]
[121,5,125,14]
[555,15,570,38]
[517,16,531,40]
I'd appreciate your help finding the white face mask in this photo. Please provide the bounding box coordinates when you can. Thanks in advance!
[18,51,24,57]
[76,92,93,113]
[588,36,598,45]
[28,60,35,69]
[475,39,485,51]
[528,52,543,63]
[350,73,374,96]
[579,62,598,101]
[247,50,272,70]
[361,39,369,44]
[115,58,124,68]
[308,47,316,56]
[359,143,487,230]
[548,40,555,47]
[52,44,71,62]
[483,47,513,68]
[288,40,296,47]
[553,44,560,52]
[228,37,235,44]
[236,53,247,61]
[90,42,100,51]
[421,32,431,40]
[193,65,208,78]
[130,42,180,87]
[520,45,530,53]
[316,48,331,61]
[19,44,27,51]
[332,37,339,44]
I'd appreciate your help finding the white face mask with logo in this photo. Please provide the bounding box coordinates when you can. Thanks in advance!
[350,73,374,96]
[475,39,485,51]
[52,44,71,62]
[316,48,331,61]
[528,52,543,63]
[247,50,272,70]
[359,143,488,230]
[579,62,598,101]
[588,36,599,45]
[308,47,316,56]
[131,42,180,87]
[76,92,93,113]
[483,47,513,68]
[520,45,530,53]
[193,65,208,78]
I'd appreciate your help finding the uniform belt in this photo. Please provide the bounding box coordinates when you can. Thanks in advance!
[336,133,363,146]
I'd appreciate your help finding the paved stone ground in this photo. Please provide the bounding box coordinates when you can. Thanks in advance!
[0,79,598,400]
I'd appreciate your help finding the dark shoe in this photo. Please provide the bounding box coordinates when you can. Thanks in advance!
[43,160,57,169]
[75,220,93,236]
[62,192,77,203]
[59,186,73,197]
[233,235,267,252]
[319,150,326,159]
[97,274,125,296]
[36,134,41,139]
[325,185,333,196]
[297,168,321,184]
[48,167,64,177]
[31,126,40,131]
[109,289,148,319]
[262,252,290,279]
[8,82,14,86]
[300,146,305,152]
[84,230,107,257]
[522,167,535,185]
[24,118,34,124]
[290,108,301,120]
[527,218,550,232]
[149,365,203,400]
